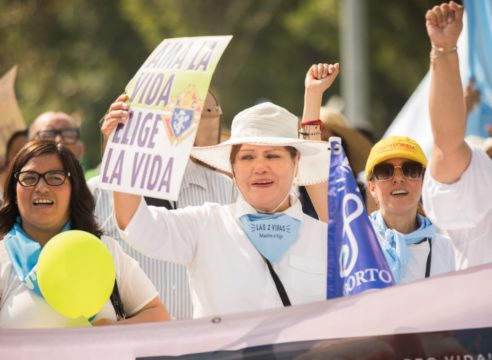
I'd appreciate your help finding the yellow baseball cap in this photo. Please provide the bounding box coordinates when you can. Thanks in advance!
[365,136,427,181]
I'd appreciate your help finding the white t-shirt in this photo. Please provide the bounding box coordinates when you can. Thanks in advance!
[371,214,456,284]
[0,235,158,329]
[399,232,456,283]
[120,195,327,318]
[423,148,492,269]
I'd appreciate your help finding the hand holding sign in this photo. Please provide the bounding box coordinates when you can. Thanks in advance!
[100,36,232,201]
[102,94,130,140]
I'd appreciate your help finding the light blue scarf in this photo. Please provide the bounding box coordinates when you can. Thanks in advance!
[239,213,301,264]
[4,218,71,297]
[371,211,435,284]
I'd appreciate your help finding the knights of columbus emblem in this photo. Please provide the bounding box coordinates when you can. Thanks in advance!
[163,85,203,145]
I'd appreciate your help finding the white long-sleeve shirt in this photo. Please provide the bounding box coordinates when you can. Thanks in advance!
[89,160,237,319]
[120,195,327,318]
[423,148,492,269]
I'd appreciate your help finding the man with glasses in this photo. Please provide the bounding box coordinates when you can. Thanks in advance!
[29,112,85,161]
[90,90,237,319]
[423,2,492,270]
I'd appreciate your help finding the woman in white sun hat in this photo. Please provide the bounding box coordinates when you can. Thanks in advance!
[102,66,338,318]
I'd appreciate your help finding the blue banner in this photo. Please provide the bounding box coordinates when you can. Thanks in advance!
[327,137,394,299]
[465,0,492,137]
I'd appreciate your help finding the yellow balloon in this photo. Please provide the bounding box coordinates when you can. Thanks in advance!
[37,230,116,319]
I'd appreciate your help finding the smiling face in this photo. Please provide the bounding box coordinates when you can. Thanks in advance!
[16,154,71,244]
[232,144,299,213]
[368,158,423,219]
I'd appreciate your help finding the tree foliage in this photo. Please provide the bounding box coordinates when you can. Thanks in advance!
[0,0,454,167]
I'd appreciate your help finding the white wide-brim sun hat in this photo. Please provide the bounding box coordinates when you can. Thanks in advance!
[191,102,331,186]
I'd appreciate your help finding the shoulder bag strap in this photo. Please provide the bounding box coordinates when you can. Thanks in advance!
[415,237,432,278]
[425,237,432,278]
[262,256,291,307]
[110,280,126,320]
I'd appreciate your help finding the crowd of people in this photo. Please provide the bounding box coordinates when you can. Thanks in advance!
[0,1,491,329]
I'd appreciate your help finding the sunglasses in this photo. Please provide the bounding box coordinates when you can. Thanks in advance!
[35,128,80,144]
[15,170,71,187]
[372,161,424,181]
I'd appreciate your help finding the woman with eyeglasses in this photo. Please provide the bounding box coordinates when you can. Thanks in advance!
[365,136,455,284]
[0,140,170,328]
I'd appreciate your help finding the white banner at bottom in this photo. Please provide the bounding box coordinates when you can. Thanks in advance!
[1,264,491,360]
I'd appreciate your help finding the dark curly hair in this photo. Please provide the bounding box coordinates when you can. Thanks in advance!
[0,140,103,237]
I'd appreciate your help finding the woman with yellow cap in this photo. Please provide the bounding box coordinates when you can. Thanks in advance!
[365,136,455,284]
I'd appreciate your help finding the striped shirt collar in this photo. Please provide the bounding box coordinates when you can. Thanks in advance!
[181,160,209,191]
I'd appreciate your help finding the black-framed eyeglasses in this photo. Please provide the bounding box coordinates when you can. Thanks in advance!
[35,128,80,144]
[15,170,71,187]
[372,161,424,181]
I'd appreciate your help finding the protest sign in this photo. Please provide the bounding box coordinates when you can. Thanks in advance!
[100,36,232,200]
[0,66,26,166]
